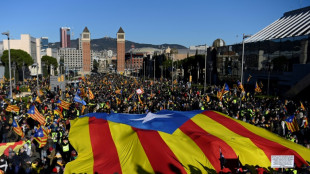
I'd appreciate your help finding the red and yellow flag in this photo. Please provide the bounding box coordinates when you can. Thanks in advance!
[89,88,95,100]
[255,82,262,93]
[6,105,20,113]
[0,141,25,156]
[300,102,306,111]
[65,111,310,174]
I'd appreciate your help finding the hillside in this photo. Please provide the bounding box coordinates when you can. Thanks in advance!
[49,37,187,52]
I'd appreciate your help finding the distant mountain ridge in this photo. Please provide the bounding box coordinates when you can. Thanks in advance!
[49,37,187,52]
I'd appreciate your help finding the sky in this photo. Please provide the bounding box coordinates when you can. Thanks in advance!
[1,0,310,47]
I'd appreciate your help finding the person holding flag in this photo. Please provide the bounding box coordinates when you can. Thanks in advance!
[27,105,46,125]
[12,119,24,138]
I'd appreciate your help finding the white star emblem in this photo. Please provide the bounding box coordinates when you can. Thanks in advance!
[131,112,172,123]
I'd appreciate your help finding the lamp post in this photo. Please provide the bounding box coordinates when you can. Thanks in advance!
[12,62,16,87]
[204,44,207,94]
[22,62,26,85]
[239,34,251,110]
[32,63,39,93]
[2,31,12,99]
[197,62,199,83]
[208,62,213,85]
[241,33,251,86]
[267,61,273,96]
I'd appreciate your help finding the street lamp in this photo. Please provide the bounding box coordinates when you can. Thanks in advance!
[208,62,213,85]
[22,62,26,85]
[267,61,273,96]
[204,44,207,94]
[241,33,251,86]
[11,62,16,87]
[32,63,39,93]
[2,31,12,99]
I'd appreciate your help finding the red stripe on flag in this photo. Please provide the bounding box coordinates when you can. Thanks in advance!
[89,117,122,174]
[3,141,24,156]
[180,119,237,172]
[204,111,307,167]
[132,127,187,174]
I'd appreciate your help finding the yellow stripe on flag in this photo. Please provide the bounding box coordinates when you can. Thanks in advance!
[65,118,94,174]
[159,129,215,172]
[217,112,310,163]
[109,121,154,174]
[192,113,270,168]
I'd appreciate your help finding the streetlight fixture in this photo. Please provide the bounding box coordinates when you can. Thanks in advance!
[22,62,26,85]
[2,31,12,99]
[204,44,207,94]
[11,62,16,87]
[208,62,213,85]
[240,33,251,86]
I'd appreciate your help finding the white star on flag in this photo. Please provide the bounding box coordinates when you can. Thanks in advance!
[131,112,172,123]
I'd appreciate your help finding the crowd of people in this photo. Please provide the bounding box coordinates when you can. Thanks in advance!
[0,73,309,174]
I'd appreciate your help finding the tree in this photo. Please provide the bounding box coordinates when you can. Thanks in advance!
[41,55,58,77]
[1,49,34,80]
[92,59,99,73]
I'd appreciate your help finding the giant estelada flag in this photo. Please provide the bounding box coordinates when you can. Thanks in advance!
[65,110,310,174]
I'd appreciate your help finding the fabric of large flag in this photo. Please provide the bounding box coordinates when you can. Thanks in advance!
[57,99,71,110]
[5,105,19,113]
[74,95,87,105]
[65,110,310,174]
[27,105,45,125]
[12,119,24,138]
[33,127,49,148]
[0,141,25,156]
[285,115,300,132]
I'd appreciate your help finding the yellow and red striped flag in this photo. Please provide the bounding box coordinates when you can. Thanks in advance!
[54,108,63,119]
[88,88,95,100]
[0,141,25,156]
[285,115,299,132]
[64,111,310,174]
[35,96,42,103]
[300,102,306,111]
[12,119,24,138]
[27,105,45,125]
[255,82,262,93]
[6,105,20,113]
[57,99,71,110]
[33,126,49,148]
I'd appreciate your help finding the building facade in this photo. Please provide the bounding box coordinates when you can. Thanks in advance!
[117,27,125,74]
[41,37,49,50]
[81,27,91,73]
[58,27,93,74]
[216,6,310,97]
[3,34,42,75]
[60,27,71,48]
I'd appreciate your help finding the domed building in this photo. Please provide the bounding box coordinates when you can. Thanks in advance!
[212,38,226,48]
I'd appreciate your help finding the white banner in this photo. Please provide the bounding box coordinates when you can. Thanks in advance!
[271,155,294,168]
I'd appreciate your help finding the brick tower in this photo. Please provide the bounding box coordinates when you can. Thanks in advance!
[81,27,91,74]
[117,27,125,74]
